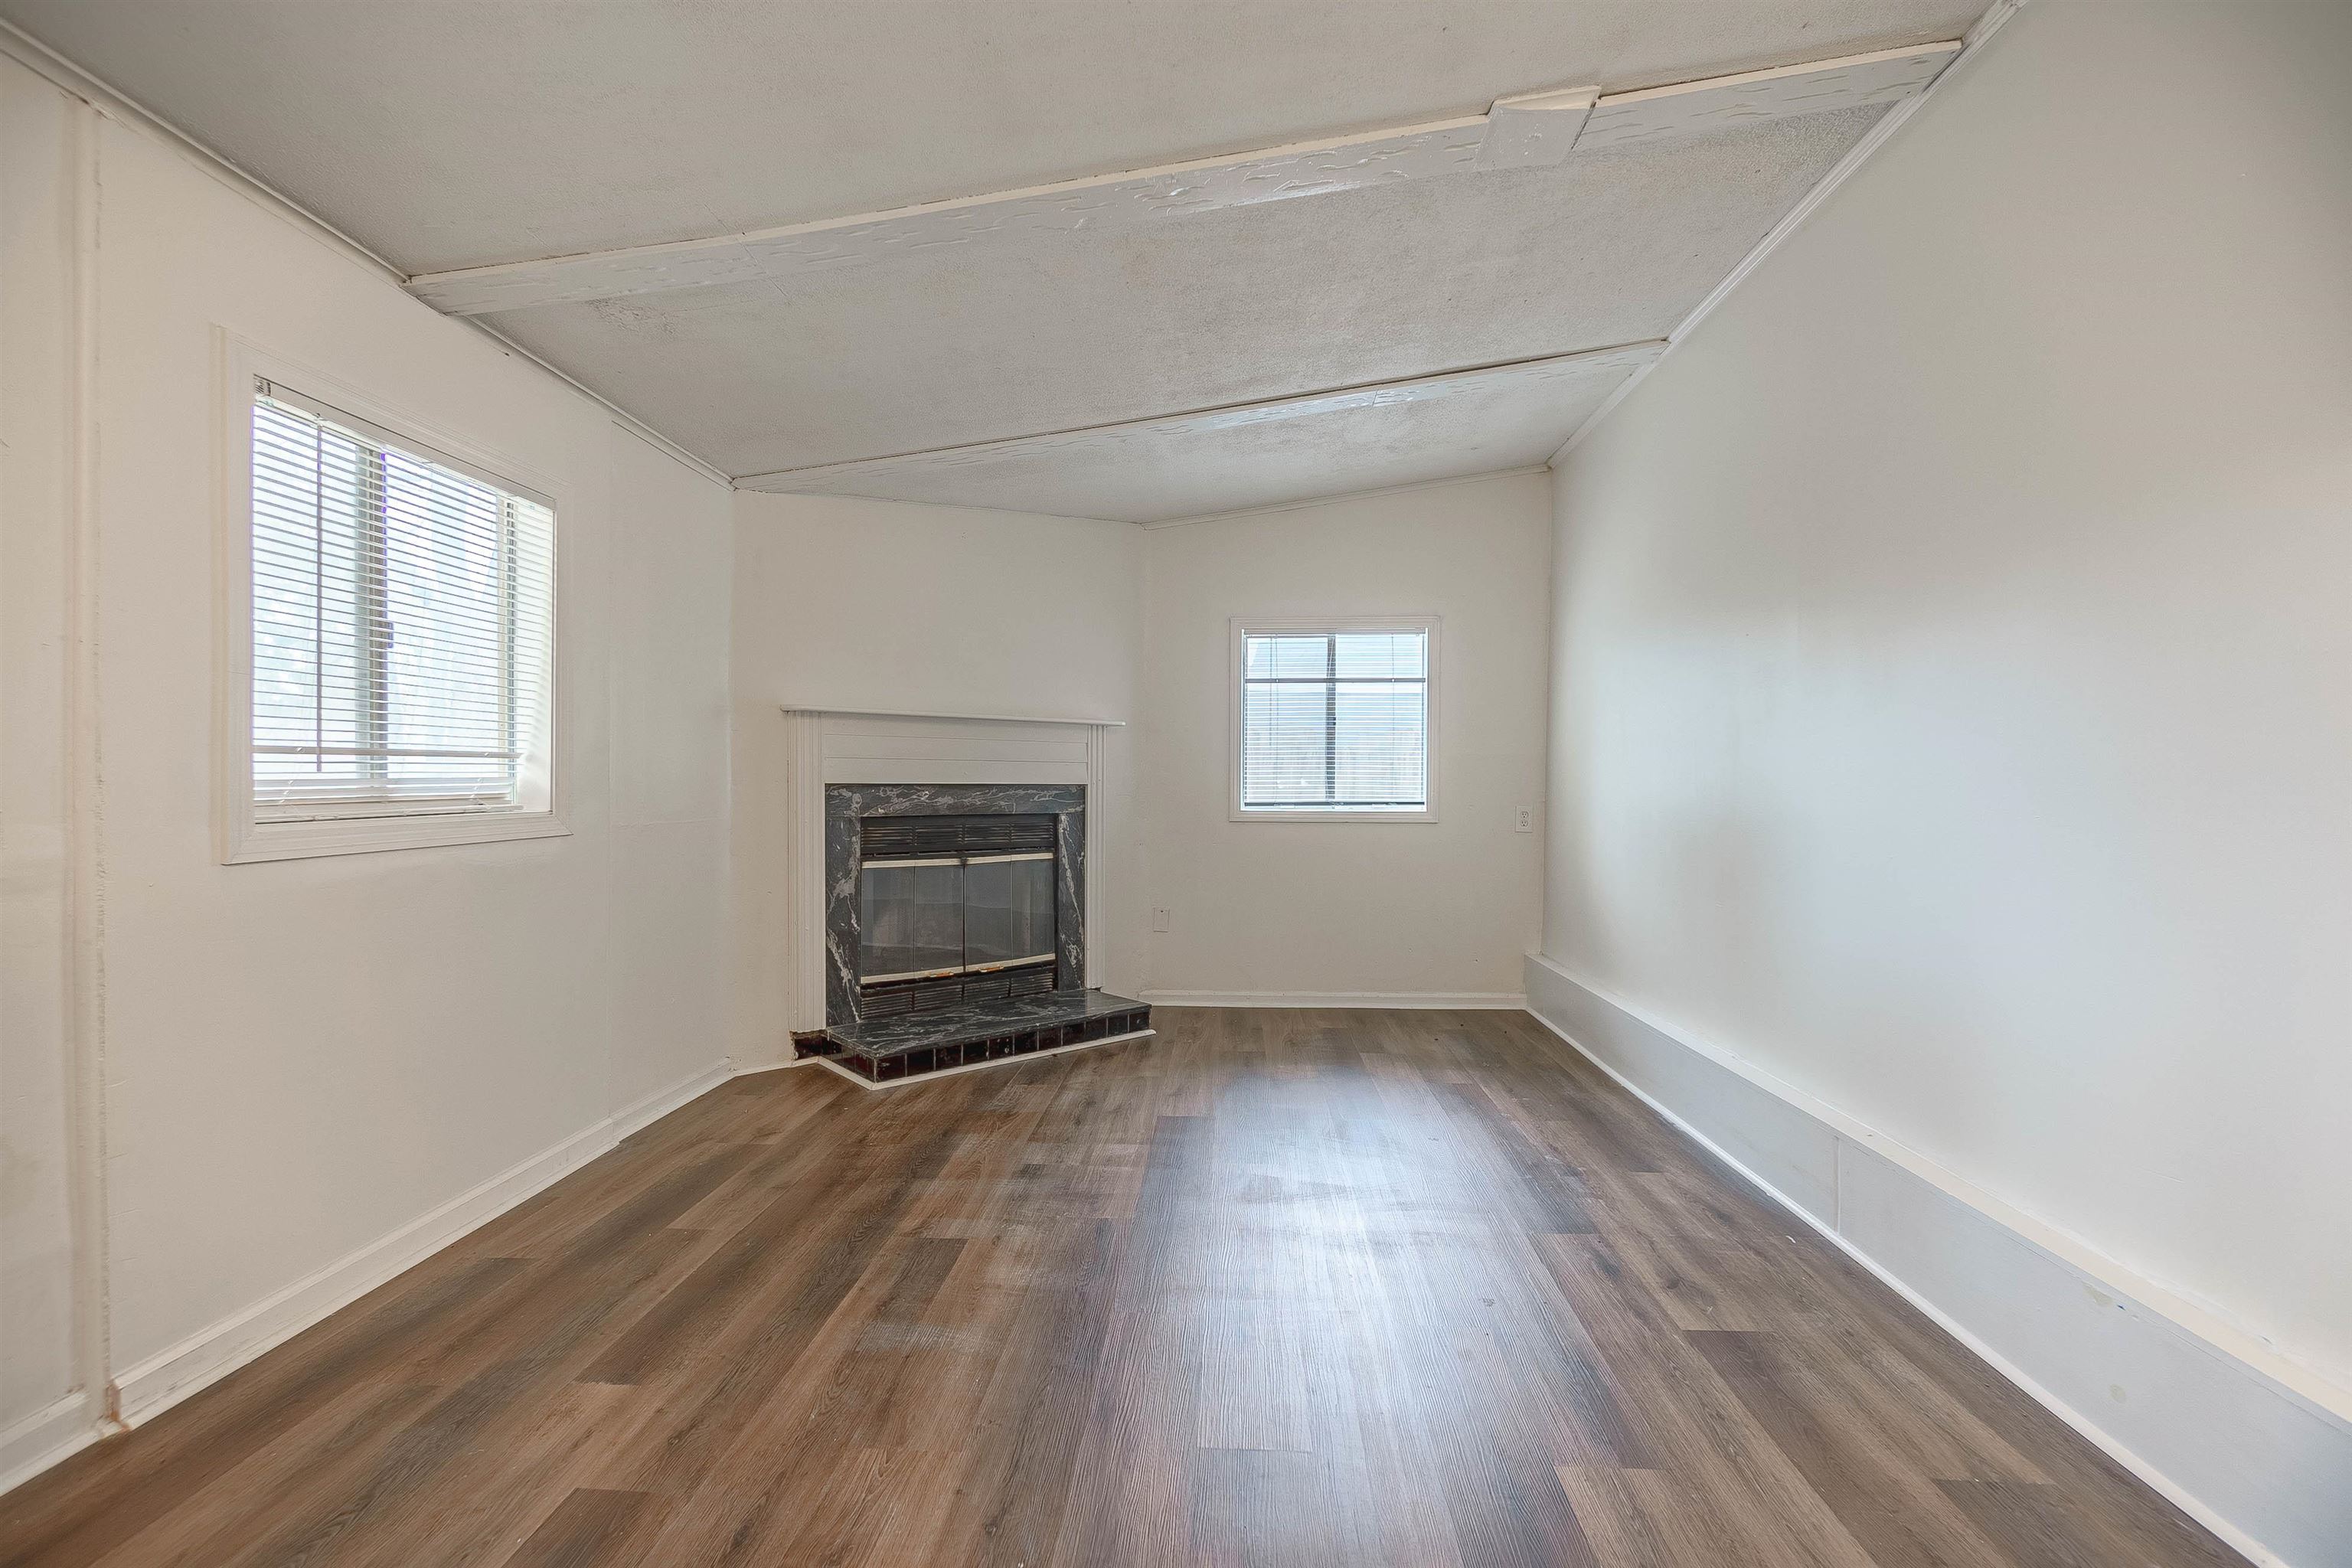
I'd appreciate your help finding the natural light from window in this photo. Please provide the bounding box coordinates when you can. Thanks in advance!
[1239,626,1429,814]
[250,385,554,822]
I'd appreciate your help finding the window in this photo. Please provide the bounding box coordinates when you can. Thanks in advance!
[227,371,561,860]
[1231,617,1436,821]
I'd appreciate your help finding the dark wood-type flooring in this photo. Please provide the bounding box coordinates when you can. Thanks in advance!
[2,1008,2244,1567]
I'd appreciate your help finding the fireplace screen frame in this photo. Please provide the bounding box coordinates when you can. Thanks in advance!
[855,815,1060,1015]
[824,783,1085,1026]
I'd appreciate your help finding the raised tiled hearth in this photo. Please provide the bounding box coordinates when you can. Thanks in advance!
[802,988,1152,1084]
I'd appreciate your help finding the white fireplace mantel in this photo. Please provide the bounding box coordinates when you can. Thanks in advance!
[777,704,1122,1033]
[778,702,1125,727]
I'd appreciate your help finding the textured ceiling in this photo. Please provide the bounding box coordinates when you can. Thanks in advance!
[2,0,1987,520]
[485,105,1883,479]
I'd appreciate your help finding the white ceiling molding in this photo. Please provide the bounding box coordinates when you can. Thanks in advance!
[1574,42,1961,151]
[736,342,1664,494]
[405,42,1961,318]
[1548,4,2020,469]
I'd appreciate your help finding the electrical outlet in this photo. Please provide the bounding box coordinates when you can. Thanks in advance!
[1152,907,1171,932]
[1514,805,1534,834]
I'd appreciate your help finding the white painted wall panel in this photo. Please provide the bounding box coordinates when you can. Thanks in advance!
[1548,0,2352,1404]
[1139,472,1550,1003]
[0,55,86,1463]
[605,427,733,1111]
[1544,2,2352,1558]
[1,71,733,1480]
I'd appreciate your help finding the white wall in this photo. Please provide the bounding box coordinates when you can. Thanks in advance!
[0,58,732,1480]
[606,433,733,1111]
[730,492,1143,1063]
[1543,1,2352,1553]
[1140,472,1551,1003]
[1,52,88,1473]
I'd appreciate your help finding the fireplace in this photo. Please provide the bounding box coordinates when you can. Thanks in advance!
[786,710,1149,1086]
[822,782,1087,1027]
[855,812,1060,1017]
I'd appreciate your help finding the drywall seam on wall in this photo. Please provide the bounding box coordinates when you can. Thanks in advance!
[60,84,115,1442]
[109,1060,729,1428]
[1138,990,1528,1010]
[1524,954,2352,1568]
[1546,0,2025,467]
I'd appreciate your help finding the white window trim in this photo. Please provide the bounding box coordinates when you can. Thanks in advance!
[1227,614,1440,824]
[215,331,571,863]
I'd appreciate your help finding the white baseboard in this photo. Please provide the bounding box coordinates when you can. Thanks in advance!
[0,1392,104,1497]
[111,1058,730,1429]
[1139,989,1527,1011]
[611,1060,733,1139]
[1524,952,2352,1568]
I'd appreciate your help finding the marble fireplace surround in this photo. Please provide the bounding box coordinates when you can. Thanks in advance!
[825,782,1084,1025]
[779,706,1120,1035]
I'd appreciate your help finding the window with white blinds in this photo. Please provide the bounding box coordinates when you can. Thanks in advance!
[1236,622,1433,815]
[249,381,554,822]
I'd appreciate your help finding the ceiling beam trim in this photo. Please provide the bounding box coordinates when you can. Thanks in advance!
[731,341,1667,493]
[407,41,1959,318]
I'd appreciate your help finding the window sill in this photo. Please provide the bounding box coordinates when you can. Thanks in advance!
[1229,807,1438,824]
[224,809,570,864]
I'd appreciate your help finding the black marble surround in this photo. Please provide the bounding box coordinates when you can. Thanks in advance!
[824,783,1084,1026]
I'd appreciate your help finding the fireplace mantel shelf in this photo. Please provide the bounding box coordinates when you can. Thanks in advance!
[779,703,1125,727]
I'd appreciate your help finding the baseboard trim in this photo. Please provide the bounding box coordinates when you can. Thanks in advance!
[0,1393,105,1497]
[611,1061,732,1139]
[111,1058,730,1430]
[1524,952,2350,1568]
[1139,989,1527,1011]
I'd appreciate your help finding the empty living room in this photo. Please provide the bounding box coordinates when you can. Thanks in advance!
[4,2,2348,1564]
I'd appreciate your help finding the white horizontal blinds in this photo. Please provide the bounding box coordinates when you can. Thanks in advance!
[250,384,554,820]
[1242,629,1427,809]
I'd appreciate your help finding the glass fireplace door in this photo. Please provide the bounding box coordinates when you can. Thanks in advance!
[858,858,966,982]
[854,814,1061,1014]
[963,852,1056,971]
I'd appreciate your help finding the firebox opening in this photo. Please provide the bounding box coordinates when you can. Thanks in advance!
[858,814,1059,1017]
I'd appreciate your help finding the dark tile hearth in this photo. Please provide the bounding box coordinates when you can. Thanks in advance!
[811,988,1151,1083]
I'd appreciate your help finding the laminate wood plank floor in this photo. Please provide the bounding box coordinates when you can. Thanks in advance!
[1,1009,2245,1567]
